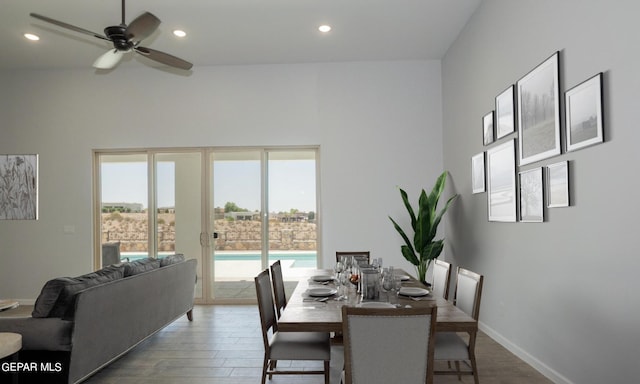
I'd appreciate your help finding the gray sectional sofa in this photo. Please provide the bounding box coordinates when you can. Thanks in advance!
[0,255,197,384]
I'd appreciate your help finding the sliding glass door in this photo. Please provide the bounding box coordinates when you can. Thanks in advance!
[95,147,319,304]
[208,149,318,302]
[96,151,204,300]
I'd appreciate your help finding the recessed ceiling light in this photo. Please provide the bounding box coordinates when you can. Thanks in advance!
[318,25,332,33]
[24,33,40,41]
[173,30,187,38]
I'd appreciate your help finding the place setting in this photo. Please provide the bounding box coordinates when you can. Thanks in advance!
[302,286,338,302]
[398,287,433,301]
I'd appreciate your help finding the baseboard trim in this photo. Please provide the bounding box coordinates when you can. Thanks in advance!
[478,321,573,384]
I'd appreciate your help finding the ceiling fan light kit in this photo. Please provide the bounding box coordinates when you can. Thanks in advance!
[30,0,192,71]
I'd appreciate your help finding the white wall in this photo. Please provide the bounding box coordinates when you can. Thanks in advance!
[442,1,640,383]
[0,60,445,301]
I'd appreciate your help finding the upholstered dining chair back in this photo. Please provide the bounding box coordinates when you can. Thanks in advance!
[255,269,331,384]
[453,267,484,320]
[342,306,437,384]
[101,241,122,267]
[270,260,287,318]
[434,267,483,383]
[255,269,278,340]
[336,251,370,265]
[432,259,452,300]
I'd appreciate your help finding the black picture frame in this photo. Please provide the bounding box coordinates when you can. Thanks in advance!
[565,73,604,152]
[546,161,570,208]
[517,52,561,165]
[495,85,516,139]
[483,111,494,146]
[471,152,485,194]
[519,167,544,223]
[487,139,517,222]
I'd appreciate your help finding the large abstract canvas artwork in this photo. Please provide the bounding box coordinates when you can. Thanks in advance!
[0,154,39,220]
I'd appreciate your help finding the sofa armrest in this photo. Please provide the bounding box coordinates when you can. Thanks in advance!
[0,317,73,351]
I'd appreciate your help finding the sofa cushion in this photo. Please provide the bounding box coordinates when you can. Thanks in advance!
[32,265,124,318]
[123,257,161,277]
[160,253,185,267]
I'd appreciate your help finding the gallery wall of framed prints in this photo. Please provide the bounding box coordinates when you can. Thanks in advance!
[471,50,605,223]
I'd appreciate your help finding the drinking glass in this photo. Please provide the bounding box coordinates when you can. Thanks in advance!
[334,261,344,278]
[381,268,394,292]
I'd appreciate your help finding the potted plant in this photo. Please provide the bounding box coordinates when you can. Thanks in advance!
[388,171,458,285]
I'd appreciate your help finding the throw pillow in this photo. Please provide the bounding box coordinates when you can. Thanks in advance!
[123,257,161,277]
[32,265,124,318]
[159,253,185,267]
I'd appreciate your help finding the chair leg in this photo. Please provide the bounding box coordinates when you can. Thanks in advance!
[470,354,480,384]
[324,360,330,384]
[261,357,269,384]
[268,359,278,379]
[454,361,462,381]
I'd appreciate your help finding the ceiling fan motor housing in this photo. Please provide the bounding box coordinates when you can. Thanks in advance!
[104,25,132,51]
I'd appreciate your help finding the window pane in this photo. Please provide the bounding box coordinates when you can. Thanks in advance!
[100,154,149,264]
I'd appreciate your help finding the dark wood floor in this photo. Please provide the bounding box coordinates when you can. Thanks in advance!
[77,305,553,384]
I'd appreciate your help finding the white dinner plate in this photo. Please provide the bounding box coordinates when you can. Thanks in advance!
[398,287,430,297]
[397,275,411,281]
[306,287,338,297]
[311,275,334,283]
[357,302,396,308]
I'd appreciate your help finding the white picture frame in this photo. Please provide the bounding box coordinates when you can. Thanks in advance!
[565,73,604,152]
[471,152,485,194]
[546,161,570,208]
[0,154,39,220]
[487,140,517,222]
[496,85,516,139]
[519,167,544,222]
[483,111,495,146]
[517,52,561,165]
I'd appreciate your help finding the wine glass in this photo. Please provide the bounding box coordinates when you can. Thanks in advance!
[381,268,394,292]
[334,261,344,279]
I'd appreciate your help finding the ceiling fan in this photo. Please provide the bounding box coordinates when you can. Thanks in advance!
[30,0,193,70]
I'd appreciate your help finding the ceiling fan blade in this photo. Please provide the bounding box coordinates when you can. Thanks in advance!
[93,49,125,69]
[135,46,193,70]
[125,12,161,43]
[30,13,110,41]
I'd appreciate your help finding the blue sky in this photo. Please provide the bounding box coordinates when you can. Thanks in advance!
[101,159,316,213]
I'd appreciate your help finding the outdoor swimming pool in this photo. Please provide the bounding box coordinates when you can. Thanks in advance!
[121,251,318,268]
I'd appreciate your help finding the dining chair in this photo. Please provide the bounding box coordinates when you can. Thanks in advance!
[101,241,129,267]
[434,266,483,384]
[254,269,331,384]
[270,260,287,318]
[431,259,452,300]
[336,251,370,265]
[342,306,437,384]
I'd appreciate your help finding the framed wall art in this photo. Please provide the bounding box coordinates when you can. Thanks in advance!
[546,161,570,208]
[495,85,516,139]
[483,111,494,145]
[487,139,517,222]
[519,167,544,222]
[0,154,39,220]
[517,52,561,165]
[565,72,603,152]
[471,152,485,194]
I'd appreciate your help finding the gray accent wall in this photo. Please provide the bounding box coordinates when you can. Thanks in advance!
[442,1,640,383]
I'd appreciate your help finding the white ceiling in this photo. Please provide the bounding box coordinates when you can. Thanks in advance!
[1,0,481,71]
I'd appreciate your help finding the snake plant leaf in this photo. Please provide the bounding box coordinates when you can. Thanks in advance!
[399,188,417,230]
[389,215,416,256]
[401,245,420,266]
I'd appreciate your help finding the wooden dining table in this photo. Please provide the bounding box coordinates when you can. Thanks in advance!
[277,269,477,333]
